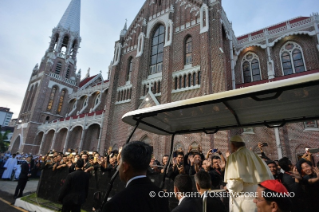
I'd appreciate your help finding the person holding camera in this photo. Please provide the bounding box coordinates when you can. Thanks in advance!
[167,152,190,180]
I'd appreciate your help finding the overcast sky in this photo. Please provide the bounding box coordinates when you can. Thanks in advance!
[0,0,318,119]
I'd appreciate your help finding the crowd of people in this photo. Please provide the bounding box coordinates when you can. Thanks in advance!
[1,137,319,212]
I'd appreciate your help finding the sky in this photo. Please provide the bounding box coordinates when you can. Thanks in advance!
[0,0,318,119]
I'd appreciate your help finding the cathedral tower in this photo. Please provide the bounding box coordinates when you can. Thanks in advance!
[10,0,82,154]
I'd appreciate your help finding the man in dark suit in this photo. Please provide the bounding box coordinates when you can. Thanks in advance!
[278,157,303,212]
[14,155,32,198]
[102,141,170,212]
[58,159,90,212]
[194,171,226,212]
[172,174,201,212]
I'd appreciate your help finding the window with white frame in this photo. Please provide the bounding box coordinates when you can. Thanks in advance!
[83,97,88,108]
[242,52,262,83]
[304,120,318,129]
[280,42,306,76]
[127,58,133,82]
[150,25,165,75]
[95,94,101,106]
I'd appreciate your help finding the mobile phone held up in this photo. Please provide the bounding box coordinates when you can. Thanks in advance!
[262,143,268,147]
[211,148,218,153]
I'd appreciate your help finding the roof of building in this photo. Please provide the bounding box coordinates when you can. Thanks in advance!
[237,16,309,40]
[79,75,97,88]
[58,0,81,34]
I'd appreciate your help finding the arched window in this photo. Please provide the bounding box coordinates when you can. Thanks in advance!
[157,81,161,93]
[241,52,261,83]
[193,73,196,85]
[280,42,306,76]
[183,75,187,88]
[127,58,133,82]
[57,90,66,114]
[175,77,178,90]
[188,74,191,87]
[83,97,88,108]
[47,87,57,111]
[150,25,165,75]
[95,94,101,106]
[198,71,201,85]
[55,62,62,74]
[153,82,157,93]
[185,36,192,65]
[61,35,69,54]
[179,76,182,89]
[66,65,71,79]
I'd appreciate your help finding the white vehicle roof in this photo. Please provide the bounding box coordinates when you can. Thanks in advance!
[122,73,319,135]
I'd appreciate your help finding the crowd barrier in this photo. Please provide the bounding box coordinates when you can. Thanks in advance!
[36,168,180,211]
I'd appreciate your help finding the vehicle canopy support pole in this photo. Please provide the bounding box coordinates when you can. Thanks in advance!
[160,133,175,189]
[101,121,141,208]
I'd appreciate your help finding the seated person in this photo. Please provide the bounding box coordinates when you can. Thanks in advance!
[194,171,226,212]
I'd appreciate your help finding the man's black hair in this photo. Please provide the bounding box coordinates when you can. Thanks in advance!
[193,152,201,157]
[176,152,184,157]
[296,158,313,174]
[266,160,276,166]
[278,157,292,172]
[211,156,221,160]
[258,185,292,212]
[121,141,152,172]
[194,171,211,189]
[174,174,192,193]
[76,159,84,168]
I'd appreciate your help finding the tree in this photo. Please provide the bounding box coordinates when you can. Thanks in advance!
[0,131,10,152]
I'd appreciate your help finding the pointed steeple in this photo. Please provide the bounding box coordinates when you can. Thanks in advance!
[58,0,81,34]
[120,19,128,37]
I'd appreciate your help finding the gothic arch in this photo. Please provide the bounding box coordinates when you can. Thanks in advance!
[82,124,100,151]
[42,130,55,154]
[269,31,313,47]
[235,44,265,58]
[147,20,166,39]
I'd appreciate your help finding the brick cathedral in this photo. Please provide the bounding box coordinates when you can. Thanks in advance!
[9,0,319,164]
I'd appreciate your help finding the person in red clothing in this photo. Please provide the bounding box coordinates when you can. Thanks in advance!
[254,180,292,212]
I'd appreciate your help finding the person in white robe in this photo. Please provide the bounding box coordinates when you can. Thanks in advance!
[14,163,21,180]
[2,154,17,180]
[224,135,273,212]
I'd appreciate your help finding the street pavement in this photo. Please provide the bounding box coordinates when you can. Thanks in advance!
[0,179,39,212]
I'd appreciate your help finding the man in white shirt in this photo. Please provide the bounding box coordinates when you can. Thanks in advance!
[102,141,170,212]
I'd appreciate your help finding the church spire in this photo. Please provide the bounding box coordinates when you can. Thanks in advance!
[120,19,128,37]
[58,0,81,34]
